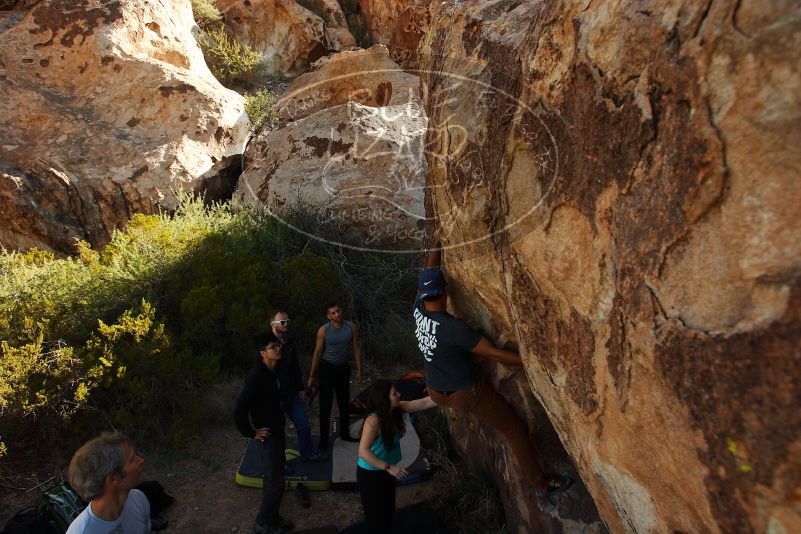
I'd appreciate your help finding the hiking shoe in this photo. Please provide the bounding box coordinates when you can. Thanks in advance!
[295,483,311,509]
[254,522,285,534]
[271,514,295,530]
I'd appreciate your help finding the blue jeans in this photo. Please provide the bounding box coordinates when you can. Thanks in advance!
[281,393,313,459]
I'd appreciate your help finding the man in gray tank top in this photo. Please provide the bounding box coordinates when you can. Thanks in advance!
[308,302,363,455]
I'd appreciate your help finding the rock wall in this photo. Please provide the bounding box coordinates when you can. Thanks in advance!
[214,0,336,77]
[357,0,434,68]
[0,0,249,253]
[418,1,801,532]
[235,47,427,251]
[276,45,419,121]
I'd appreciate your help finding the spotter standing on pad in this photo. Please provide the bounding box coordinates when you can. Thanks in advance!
[308,302,363,455]
[414,240,572,497]
[270,310,324,462]
[234,333,295,534]
[357,379,436,533]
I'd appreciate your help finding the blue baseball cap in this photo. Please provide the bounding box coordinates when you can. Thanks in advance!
[418,268,446,299]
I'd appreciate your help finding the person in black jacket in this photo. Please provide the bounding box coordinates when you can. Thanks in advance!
[234,333,294,534]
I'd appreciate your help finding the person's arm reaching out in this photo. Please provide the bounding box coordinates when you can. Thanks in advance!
[399,396,437,413]
[427,239,442,268]
[308,326,326,389]
[353,323,363,383]
[470,337,523,366]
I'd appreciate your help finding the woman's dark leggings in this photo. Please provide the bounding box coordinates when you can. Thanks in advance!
[357,466,396,533]
[318,360,351,449]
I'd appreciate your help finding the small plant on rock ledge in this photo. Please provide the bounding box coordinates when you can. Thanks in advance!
[244,90,279,130]
[190,0,222,30]
[199,28,265,88]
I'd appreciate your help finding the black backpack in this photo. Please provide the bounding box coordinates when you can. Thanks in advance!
[34,482,86,533]
[1,506,55,534]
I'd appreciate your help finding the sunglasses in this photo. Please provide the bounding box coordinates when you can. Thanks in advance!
[272,319,290,326]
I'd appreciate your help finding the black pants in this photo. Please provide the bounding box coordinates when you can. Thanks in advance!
[256,434,285,527]
[357,466,396,533]
[318,360,351,449]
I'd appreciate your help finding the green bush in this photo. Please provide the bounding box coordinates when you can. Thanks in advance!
[0,196,419,458]
[190,0,222,30]
[0,198,348,455]
[244,90,279,129]
[200,29,264,87]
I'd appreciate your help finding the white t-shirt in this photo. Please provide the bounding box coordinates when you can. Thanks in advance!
[66,489,151,534]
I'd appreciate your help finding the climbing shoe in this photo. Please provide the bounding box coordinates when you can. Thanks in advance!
[545,474,574,495]
[535,474,574,498]
[295,483,311,509]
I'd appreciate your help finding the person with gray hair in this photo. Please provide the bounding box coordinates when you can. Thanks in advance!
[66,432,150,534]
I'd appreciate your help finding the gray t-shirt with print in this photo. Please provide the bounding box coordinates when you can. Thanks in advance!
[414,302,481,392]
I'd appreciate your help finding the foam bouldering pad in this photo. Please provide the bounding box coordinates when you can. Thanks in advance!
[331,414,433,487]
[235,433,332,490]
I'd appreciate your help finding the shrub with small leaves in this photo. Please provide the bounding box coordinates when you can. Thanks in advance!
[200,29,264,87]
[190,0,222,30]
[244,90,279,129]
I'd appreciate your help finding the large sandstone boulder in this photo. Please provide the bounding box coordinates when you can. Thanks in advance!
[357,0,434,68]
[0,0,249,253]
[419,1,801,533]
[214,0,334,76]
[234,100,427,250]
[297,0,356,51]
[276,45,420,121]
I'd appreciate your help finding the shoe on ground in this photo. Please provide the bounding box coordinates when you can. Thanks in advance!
[254,522,285,534]
[295,483,311,509]
[271,514,295,531]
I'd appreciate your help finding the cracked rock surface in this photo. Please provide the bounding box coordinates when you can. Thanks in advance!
[0,0,249,253]
[418,0,801,532]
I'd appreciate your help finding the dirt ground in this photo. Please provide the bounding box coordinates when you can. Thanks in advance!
[0,369,442,533]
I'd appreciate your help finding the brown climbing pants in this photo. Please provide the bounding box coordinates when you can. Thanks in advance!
[429,379,545,488]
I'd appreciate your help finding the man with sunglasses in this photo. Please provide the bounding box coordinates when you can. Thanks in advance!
[270,310,322,463]
[234,333,294,534]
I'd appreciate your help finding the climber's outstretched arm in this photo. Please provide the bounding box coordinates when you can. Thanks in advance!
[426,239,442,268]
[471,337,523,366]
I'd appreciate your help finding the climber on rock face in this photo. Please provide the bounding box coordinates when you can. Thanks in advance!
[414,238,572,498]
